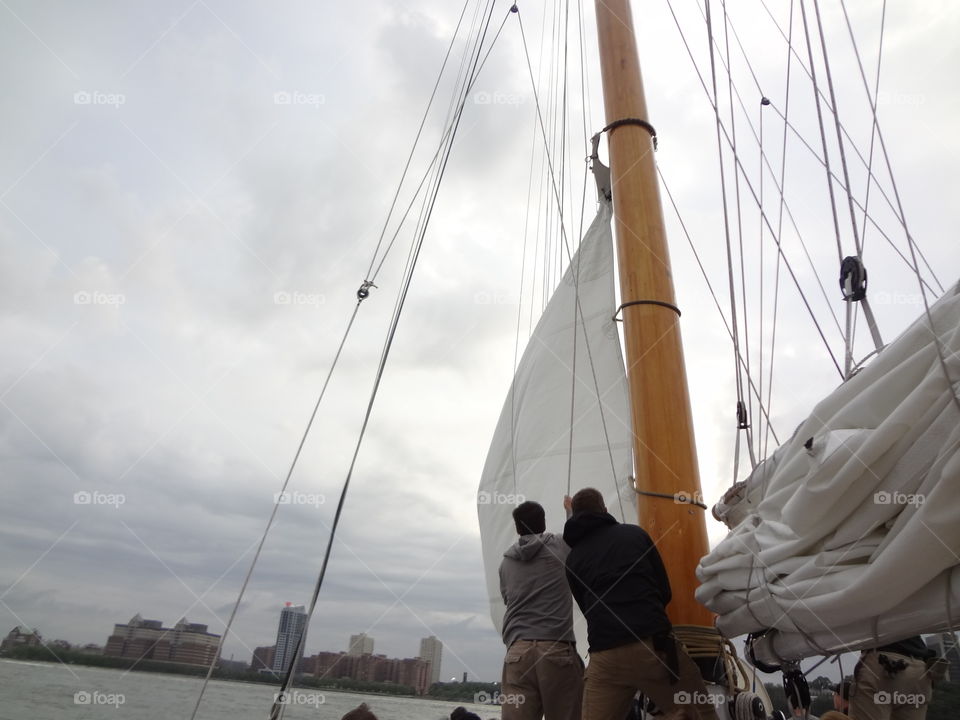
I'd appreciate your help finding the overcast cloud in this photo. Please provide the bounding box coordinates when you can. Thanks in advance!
[1,0,958,697]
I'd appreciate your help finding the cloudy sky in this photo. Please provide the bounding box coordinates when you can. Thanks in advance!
[1,0,958,698]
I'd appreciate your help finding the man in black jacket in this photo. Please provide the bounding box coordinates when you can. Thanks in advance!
[563,487,719,720]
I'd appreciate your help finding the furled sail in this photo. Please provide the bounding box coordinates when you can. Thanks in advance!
[477,197,635,640]
[696,281,960,665]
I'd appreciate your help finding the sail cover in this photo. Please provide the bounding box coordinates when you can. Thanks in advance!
[477,197,635,644]
[696,281,960,665]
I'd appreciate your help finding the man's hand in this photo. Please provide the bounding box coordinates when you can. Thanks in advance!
[563,495,573,512]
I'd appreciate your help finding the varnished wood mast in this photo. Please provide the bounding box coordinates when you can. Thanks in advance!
[594,0,713,627]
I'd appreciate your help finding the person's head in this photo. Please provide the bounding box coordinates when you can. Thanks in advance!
[341,703,378,720]
[450,707,482,720]
[512,501,546,536]
[833,679,851,711]
[571,487,606,514]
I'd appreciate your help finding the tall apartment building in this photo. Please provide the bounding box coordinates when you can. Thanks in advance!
[347,632,374,656]
[104,614,219,666]
[418,635,442,686]
[272,603,307,673]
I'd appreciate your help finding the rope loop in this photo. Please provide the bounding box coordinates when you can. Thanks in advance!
[595,117,658,151]
[613,299,681,322]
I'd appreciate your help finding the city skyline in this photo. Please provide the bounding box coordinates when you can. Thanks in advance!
[2,0,956,685]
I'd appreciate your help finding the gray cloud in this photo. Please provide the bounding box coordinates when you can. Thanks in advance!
[2,0,958,692]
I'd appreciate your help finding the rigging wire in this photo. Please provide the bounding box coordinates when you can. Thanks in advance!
[659,167,781,447]
[721,0,758,469]
[188,302,364,720]
[757,0,943,293]
[704,0,753,482]
[762,0,796,463]
[268,1,508,715]
[512,3,626,519]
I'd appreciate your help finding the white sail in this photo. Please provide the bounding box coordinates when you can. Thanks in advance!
[477,197,635,643]
[696,281,960,664]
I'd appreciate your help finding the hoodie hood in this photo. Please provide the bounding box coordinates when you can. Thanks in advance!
[504,532,562,562]
[563,511,618,547]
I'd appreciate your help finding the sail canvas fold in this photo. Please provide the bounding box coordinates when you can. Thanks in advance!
[477,198,634,641]
[697,281,960,663]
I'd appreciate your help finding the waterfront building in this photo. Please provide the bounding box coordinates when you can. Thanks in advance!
[418,635,442,686]
[271,603,307,673]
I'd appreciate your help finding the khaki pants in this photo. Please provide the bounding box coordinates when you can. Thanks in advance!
[849,651,932,720]
[501,639,584,720]
[582,637,720,720]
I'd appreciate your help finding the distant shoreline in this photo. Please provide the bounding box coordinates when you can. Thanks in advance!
[0,650,498,703]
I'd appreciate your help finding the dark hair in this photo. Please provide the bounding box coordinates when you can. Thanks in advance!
[512,501,546,535]
[341,703,378,720]
[450,708,482,720]
[571,487,605,514]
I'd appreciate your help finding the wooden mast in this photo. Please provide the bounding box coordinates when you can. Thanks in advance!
[594,0,713,627]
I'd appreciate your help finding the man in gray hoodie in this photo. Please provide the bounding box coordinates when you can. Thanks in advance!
[499,500,582,720]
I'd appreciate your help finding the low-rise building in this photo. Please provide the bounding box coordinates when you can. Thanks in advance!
[104,614,220,666]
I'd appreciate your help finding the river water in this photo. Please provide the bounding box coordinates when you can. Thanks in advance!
[0,660,498,720]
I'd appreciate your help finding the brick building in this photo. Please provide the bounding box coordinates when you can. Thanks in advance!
[104,614,220,666]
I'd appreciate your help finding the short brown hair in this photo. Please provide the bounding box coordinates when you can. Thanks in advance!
[571,487,605,514]
[512,501,546,535]
[341,703,378,720]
